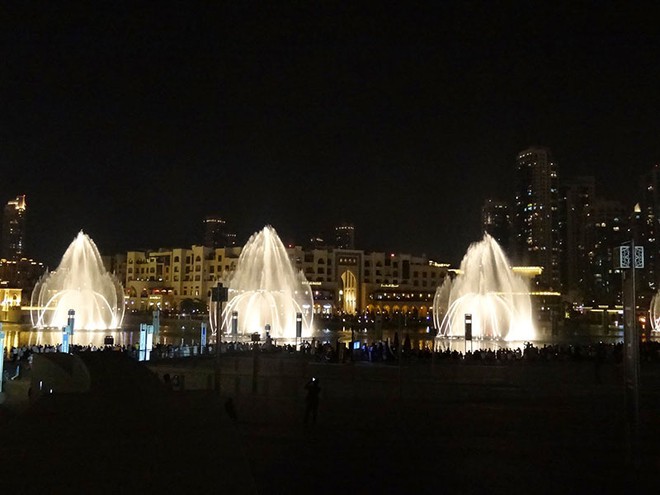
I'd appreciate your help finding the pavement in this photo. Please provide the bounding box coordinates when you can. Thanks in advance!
[1,356,659,494]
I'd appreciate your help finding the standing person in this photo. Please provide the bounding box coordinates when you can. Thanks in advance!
[304,377,321,424]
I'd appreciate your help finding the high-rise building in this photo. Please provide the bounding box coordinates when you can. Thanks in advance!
[203,216,236,248]
[335,223,355,250]
[513,147,561,290]
[481,199,511,254]
[634,165,660,295]
[2,195,27,260]
[560,176,596,299]
[583,199,627,305]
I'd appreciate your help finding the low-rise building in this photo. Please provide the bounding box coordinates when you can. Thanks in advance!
[122,244,449,317]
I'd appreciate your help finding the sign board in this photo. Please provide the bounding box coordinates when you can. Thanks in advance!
[139,324,154,361]
[201,322,207,347]
[616,245,645,269]
[62,329,70,353]
[67,310,75,336]
[634,246,644,269]
[211,285,229,302]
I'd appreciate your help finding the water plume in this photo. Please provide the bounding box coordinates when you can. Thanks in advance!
[433,234,535,341]
[221,226,313,339]
[30,231,125,330]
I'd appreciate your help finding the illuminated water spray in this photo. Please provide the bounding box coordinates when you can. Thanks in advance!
[220,226,313,340]
[433,234,535,341]
[649,291,660,332]
[30,231,125,330]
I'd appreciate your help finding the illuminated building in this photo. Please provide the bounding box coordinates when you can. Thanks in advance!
[203,215,236,248]
[559,176,596,300]
[514,147,562,291]
[634,165,660,296]
[0,258,46,322]
[482,199,511,254]
[123,243,449,317]
[334,223,355,250]
[1,195,27,260]
[582,199,627,306]
[0,287,22,322]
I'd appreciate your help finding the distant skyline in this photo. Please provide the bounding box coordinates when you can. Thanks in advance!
[3,3,660,267]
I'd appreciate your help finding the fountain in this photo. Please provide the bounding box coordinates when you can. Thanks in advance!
[220,225,313,340]
[433,234,535,341]
[650,291,660,333]
[30,231,125,331]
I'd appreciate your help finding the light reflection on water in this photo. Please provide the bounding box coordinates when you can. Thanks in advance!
[1,321,636,352]
[1,321,211,349]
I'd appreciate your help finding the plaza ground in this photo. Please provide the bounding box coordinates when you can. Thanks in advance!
[1,354,659,494]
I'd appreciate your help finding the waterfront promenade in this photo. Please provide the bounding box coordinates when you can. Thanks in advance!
[1,349,659,494]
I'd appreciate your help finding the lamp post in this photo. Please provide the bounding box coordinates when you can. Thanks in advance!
[616,240,644,467]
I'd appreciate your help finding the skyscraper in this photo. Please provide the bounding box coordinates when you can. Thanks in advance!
[203,216,236,248]
[335,223,355,250]
[514,147,561,290]
[560,176,596,299]
[481,199,511,254]
[634,164,660,295]
[583,199,627,305]
[1,195,27,260]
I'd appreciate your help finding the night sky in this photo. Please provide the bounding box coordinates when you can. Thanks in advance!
[3,3,660,267]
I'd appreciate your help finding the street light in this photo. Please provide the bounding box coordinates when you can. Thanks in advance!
[616,238,644,467]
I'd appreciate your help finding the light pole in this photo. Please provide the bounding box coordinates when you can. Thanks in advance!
[616,240,644,468]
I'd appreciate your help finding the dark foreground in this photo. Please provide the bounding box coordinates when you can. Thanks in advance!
[1,355,659,494]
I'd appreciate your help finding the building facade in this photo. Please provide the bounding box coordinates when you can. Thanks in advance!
[1,195,27,260]
[203,215,236,248]
[514,147,562,290]
[560,176,596,300]
[482,199,512,255]
[583,199,627,306]
[634,165,660,295]
[123,243,448,319]
[334,224,355,250]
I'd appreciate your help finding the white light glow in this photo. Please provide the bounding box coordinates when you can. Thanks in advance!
[30,231,125,330]
[219,226,314,339]
[433,234,535,341]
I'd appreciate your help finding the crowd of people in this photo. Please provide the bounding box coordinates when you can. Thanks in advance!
[3,338,660,375]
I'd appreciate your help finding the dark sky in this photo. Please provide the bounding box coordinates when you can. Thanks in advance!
[2,3,660,267]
